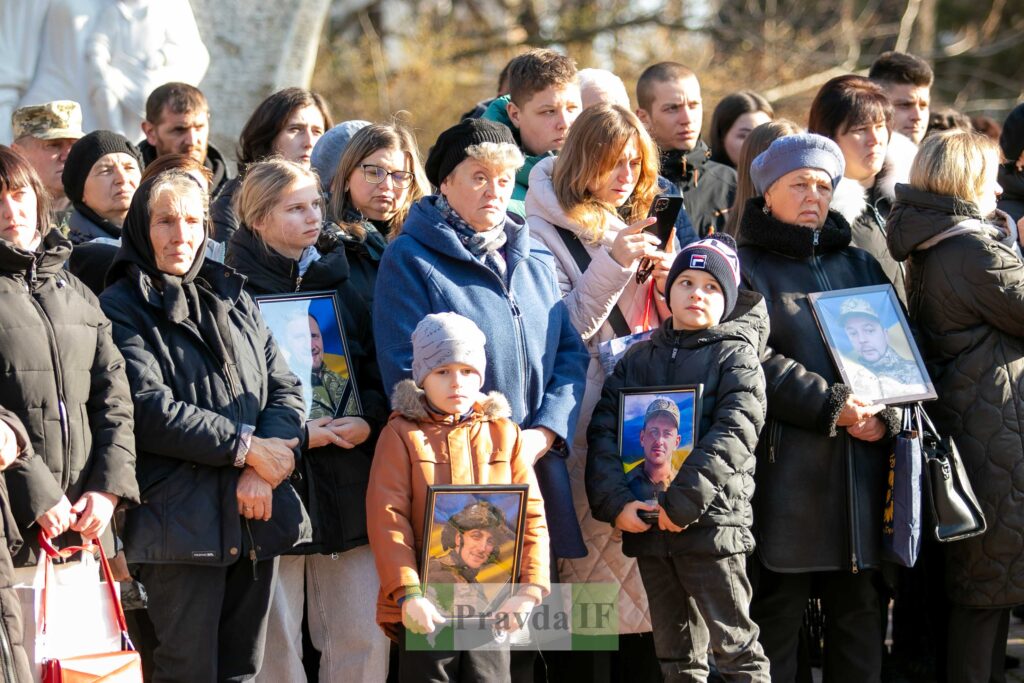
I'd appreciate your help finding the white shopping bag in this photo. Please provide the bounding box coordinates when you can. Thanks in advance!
[14,543,121,683]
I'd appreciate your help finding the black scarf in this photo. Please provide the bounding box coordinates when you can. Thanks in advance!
[69,201,123,242]
[737,196,852,259]
[107,176,238,369]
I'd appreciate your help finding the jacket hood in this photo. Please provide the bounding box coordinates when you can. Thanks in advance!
[525,156,620,245]
[389,378,512,422]
[737,196,852,258]
[139,140,233,190]
[885,184,987,260]
[400,196,531,268]
[829,132,916,225]
[653,289,768,356]
[660,141,713,183]
[998,163,1024,202]
[225,223,351,293]
[0,229,71,276]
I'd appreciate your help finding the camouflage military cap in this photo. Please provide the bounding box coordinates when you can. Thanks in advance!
[11,101,85,141]
[644,397,680,428]
[839,297,881,323]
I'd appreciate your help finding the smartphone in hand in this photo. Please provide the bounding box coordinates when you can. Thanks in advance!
[645,195,683,251]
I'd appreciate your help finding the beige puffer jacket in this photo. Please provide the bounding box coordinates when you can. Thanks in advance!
[525,156,666,633]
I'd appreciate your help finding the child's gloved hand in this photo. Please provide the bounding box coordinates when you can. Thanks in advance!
[402,596,447,634]
[493,594,537,634]
[658,506,686,533]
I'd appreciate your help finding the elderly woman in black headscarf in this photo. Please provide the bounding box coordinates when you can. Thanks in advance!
[99,169,309,682]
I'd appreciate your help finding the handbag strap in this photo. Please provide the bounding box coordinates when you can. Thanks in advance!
[554,227,631,338]
[37,532,131,643]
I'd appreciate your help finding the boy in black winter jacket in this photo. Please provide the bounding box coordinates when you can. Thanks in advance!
[586,234,771,682]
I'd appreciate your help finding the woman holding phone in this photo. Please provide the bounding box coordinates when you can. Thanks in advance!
[523,103,673,668]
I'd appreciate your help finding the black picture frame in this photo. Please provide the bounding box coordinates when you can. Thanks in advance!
[809,284,937,406]
[419,484,529,617]
[255,290,363,419]
[617,385,703,510]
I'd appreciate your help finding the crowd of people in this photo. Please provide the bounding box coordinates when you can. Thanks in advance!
[0,43,1022,683]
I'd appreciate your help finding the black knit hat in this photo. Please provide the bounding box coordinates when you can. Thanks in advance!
[1000,103,1024,165]
[424,118,517,188]
[665,233,742,321]
[62,130,143,205]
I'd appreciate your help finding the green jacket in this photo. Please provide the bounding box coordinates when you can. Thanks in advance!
[481,95,554,219]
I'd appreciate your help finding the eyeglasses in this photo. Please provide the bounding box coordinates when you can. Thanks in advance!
[361,164,414,189]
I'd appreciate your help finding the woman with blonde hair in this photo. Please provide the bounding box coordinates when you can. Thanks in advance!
[524,103,672,670]
[225,158,389,683]
[723,119,803,237]
[327,123,428,306]
[886,129,1024,683]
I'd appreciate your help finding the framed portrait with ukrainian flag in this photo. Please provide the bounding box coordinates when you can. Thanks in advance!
[419,484,529,619]
[617,385,703,511]
[809,284,936,406]
[254,290,362,420]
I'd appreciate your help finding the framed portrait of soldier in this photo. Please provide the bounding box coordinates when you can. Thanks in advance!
[420,485,529,618]
[809,284,936,406]
[618,385,703,518]
[254,291,362,419]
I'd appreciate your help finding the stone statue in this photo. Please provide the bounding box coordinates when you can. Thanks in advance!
[17,0,107,134]
[0,1,52,142]
[86,0,209,138]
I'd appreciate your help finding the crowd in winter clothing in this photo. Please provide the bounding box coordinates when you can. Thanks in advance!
[0,43,1022,683]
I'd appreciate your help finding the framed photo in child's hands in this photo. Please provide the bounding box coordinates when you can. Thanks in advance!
[618,386,703,510]
[255,290,362,420]
[808,285,936,406]
[420,485,529,617]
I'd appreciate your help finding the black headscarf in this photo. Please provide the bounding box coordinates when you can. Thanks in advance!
[107,174,238,369]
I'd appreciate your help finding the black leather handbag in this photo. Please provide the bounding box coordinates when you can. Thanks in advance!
[917,406,987,542]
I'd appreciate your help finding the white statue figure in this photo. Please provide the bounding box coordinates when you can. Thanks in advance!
[0,0,52,142]
[86,0,209,137]
[19,0,108,133]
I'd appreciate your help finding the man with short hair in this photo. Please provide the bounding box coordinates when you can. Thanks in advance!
[868,51,933,145]
[482,48,581,217]
[634,63,733,240]
[627,398,682,501]
[636,63,736,238]
[139,82,233,197]
[840,298,926,400]
[10,100,84,221]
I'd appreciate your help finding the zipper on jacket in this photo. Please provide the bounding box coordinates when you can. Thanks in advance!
[808,231,833,293]
[768,420,780,463]
[0,615,15,683]
[26,262,73,489]
[483,263,530,418]
[845,438,861,574]
[244,519,259,580]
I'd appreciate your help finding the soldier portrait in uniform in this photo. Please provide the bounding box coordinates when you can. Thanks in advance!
[618,386,703,502]
[420,486,529,617]
[254,291,362,419]
[810,285,936,405]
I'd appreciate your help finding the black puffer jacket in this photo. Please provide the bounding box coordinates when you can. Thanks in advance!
[327,223,387,310]
[100,179,309,567]
[660,141,737,238]
[0,231,138,565]
[997,164,1024,224]
[887,184,1024,608]
[0,408,36,683]
[226,226,388,554]
[738,198,898,573]
[586,291,769,558]
[210,176,242,244]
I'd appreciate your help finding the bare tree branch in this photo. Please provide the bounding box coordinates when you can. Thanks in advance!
[894,0,921,53]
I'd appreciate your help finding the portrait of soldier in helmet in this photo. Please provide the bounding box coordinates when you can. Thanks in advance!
[426,500,517,585]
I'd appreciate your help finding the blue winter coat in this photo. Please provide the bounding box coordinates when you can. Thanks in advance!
[373,196,589,557]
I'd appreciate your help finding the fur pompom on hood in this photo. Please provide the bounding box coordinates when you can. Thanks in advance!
[390,378,512,422]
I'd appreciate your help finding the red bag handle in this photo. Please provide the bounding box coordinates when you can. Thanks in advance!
[37,532,131,646]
